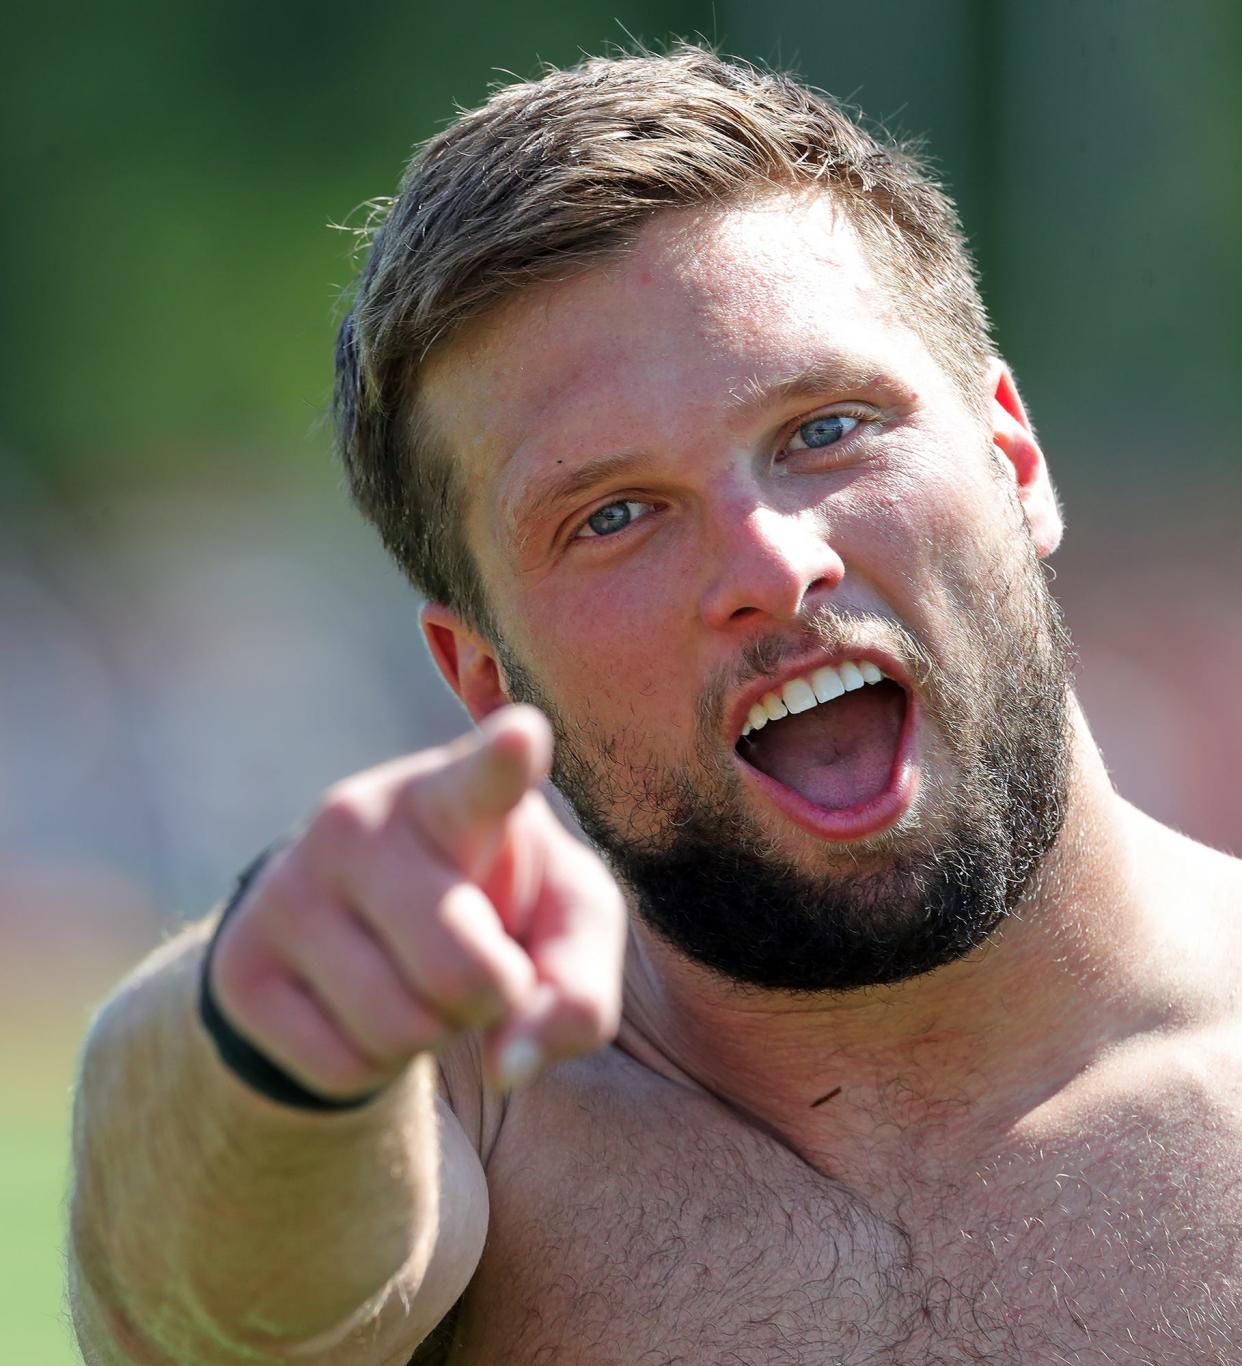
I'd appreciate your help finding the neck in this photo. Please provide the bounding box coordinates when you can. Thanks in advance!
[618,703,1180,1182]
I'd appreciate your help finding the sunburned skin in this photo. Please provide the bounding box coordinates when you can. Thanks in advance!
[422,1036,1242,1364]
[404,194,1242,1363]
[399,760,1242,1366]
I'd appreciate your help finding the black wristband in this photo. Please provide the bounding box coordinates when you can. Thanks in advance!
[198,845,381,1113]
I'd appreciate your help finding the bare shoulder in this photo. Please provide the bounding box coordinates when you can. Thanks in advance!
[1125,802,1242,989]
[1177,818,1242,985]
[1079,805,1242,1142]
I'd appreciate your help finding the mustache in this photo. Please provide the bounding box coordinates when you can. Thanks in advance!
[699,608,936,735]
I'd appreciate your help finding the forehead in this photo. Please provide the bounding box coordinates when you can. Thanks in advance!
[424,193,894,415]
[418,192,931,544]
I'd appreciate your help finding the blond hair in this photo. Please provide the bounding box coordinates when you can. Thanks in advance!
[334,46,993,630]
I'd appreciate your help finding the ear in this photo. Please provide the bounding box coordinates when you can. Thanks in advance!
[420,601,512,724]
[988,359,1063,557]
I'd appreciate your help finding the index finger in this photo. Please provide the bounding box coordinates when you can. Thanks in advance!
[408,704,553,875]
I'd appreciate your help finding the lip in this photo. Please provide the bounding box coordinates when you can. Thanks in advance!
[730,648,922,843]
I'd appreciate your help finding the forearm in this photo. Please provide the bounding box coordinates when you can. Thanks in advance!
[69,924,442,1363]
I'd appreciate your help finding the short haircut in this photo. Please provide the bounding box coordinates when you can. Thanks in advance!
[333,45,994,633]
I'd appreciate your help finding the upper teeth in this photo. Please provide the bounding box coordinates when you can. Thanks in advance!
[741,659,887,737]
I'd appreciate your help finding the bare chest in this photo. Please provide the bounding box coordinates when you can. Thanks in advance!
[436,1054,1242,1365]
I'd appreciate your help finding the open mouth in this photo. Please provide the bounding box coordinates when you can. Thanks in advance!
[733,657,917,838]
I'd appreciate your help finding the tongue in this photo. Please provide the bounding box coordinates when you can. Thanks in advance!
[743,682,905,810]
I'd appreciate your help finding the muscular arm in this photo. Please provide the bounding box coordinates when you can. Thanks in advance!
[67,708,625,1364]
[69,923,487,1364]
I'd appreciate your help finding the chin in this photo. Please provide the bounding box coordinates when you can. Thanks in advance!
[592,816,1011,993]
[562,699,1070,994]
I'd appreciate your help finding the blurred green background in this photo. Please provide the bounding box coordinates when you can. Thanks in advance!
[3,2,1239,1360]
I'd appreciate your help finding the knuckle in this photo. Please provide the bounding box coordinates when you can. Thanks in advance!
[306,789,370,852]
[246,858,319,941]
[255,857,306,916]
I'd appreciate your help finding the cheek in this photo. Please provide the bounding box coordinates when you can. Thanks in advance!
[503,553,696,730]
[836,460,956,586]
[830,448,1012,633]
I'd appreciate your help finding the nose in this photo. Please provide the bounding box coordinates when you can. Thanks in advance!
[697,502,845,631]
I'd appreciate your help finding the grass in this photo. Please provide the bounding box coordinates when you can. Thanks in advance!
[0,888,161,1365]
[1,953,122,1366]
[0,1093,81,1365]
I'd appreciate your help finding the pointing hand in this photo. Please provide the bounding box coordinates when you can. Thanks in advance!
[207,706,627,1101]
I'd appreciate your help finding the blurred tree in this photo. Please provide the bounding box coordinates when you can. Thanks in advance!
[0,0,713,488]
[2,0,1237,500]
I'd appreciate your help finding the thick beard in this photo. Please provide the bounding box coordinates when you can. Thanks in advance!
[498,535,1074,995]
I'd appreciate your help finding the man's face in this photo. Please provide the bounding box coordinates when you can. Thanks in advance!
[422,192,1071,992]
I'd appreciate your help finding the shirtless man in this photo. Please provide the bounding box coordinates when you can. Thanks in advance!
[69,48,1242,1365]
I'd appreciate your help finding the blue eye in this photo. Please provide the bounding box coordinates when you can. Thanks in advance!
[789,413,860,451]
[578,499,650,539]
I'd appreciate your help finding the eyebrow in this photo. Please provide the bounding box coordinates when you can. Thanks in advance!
[504,449,649,546]
[727,357,884,413]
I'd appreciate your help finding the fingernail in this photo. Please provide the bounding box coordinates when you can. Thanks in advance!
[495,1036,544,1092]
